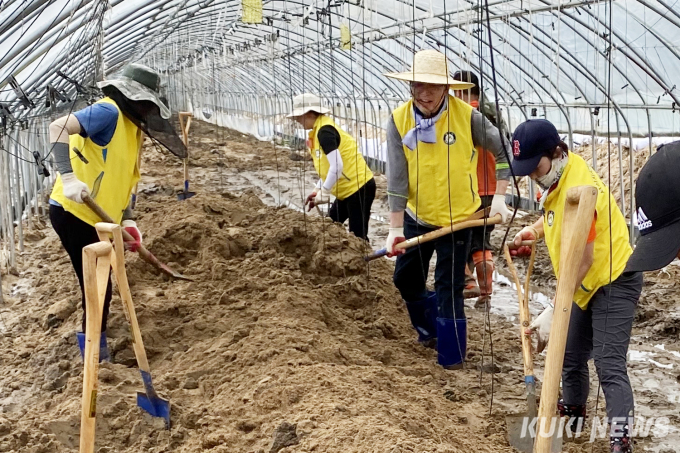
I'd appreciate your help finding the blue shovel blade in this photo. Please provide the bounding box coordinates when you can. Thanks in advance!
[137,370,171,429]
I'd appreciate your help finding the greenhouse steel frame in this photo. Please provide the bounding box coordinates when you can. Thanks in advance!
[0,0,679,266]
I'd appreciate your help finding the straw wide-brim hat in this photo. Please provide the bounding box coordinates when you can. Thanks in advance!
[384,49,476,88]
[286,93,331,118]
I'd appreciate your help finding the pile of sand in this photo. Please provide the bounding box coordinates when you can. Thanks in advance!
[0,190,527,453]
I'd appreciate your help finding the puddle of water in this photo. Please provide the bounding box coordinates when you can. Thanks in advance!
[487,271,550,321]
[10,280,33,298]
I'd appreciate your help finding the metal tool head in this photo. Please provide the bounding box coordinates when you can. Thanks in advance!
[177,179,196,201]
[177,190,196,201]
[137,370,171,429]
[137,392,171,429]
[158,261,194,281]
[506,414,563,453]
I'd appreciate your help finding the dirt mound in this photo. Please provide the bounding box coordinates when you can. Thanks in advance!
[575,144,651,214]
[634,264,680,339]
[0,189,528,453]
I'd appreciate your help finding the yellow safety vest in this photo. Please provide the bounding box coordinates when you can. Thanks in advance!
[543,152,632,309]
[308,115,373,201]
[392,95,480,226]
[51,97,141,226]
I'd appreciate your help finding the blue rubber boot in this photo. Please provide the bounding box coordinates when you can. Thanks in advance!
[76,331,110,363]
[436,317,467,369]
[99,332,111,363]
[404,292,438,348]
[423,292,438,344]
[76,332,86,358]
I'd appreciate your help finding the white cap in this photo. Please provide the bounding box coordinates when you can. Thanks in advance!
[286,93,331,118]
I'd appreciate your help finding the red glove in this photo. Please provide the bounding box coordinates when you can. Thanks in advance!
[510,226,537,257]
[305,192,317,212]
[122,220,142,252]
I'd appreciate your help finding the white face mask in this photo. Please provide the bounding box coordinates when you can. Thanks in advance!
[535,153,568,191]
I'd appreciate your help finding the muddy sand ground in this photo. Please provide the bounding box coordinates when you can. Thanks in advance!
[0,120,678,453]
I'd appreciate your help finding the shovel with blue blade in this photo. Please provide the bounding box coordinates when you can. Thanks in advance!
[95,223,171,428]
[503,241,561,452]
[177,112,195,201]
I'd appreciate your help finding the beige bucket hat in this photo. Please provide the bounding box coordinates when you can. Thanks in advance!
[384,49,475,88]
[286,93,331,118]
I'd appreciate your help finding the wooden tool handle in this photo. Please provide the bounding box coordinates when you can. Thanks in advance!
[179,114,191,186]
[364,211,500,261]
[83,193,192,281]
[106,226,152,373]
[505,240,535,250]
[534,185,598,453]
[178,112,192,146]
[184,116,192,138]
[80,243,113,453]
[503,244,535,379]
[397,215,502,251]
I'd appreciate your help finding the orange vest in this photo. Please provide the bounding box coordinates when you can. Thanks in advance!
[470,100,496,196]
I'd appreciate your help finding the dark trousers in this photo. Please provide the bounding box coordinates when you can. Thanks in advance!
[50,204,112,333]
[393,214,471,319]
[562,271,642,420]
[329,178,376,240]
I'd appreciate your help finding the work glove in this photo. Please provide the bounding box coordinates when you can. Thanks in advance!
[122,220,143,252]
[313,187,331,206]
[511,226,539,257]
[526,304,554,353]
[385,227,406,257]
[489,193,513,224]
[60,172,89,204]
[305,192,317,211]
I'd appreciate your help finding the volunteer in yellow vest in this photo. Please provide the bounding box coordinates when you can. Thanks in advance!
[452,70,510,311]
[510,119,641,453]
[287,93,375,240]
[49,64,186,361]
[384,50,513,369]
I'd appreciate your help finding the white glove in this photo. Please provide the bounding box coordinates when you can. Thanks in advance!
[60,172,89,204]
[527,304,554,353]
[385,227,406,257]
[489,193,512,223]
[314,187,331,205]
[122,220,143,252]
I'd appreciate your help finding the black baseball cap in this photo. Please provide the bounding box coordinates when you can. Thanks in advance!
[452,71,480,96]
[452,70,479,86]
[626,141,680,272]
[510,119,562,176]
